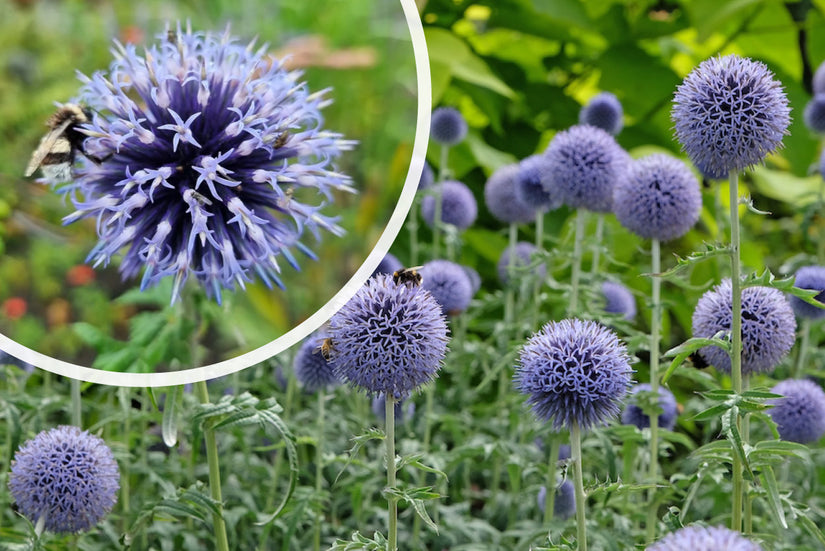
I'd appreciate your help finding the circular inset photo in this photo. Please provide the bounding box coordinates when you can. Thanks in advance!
[0,0,429,385]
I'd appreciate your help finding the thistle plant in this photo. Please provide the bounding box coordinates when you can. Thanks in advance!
[788,265,825,377]
[647,525,763,550]
[579,92,624,136]
[767,379,825,444]
[420,259,474,316]
[601,280,637,321]
[429,107,468,259]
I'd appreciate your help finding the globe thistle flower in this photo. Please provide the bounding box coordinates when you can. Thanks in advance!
[544,125,629,213]
[579,92,624,135]
[692,280,797,375]
[820,148,825,180]
[613,154,701,242]
[768,379,825,444]
[516,154,562,212]
[420,180,478,230]
[56,23,355,304]
[293,332,340,393]
[601,280,637,321]
[461,265,482,296]
[621,383,679,431]
[789,265,825,319]
[430,106,467,146]
[371,393,416,425]
[515,319,633,431]
[537,481,576,520]
[672,55,790,179]
[8,426,119,534]
[497,241,546,284]
[647,525,763,551]
[805,94,825,133]
[372,252,403,278]
[814,60,825,95]
[420,259,473,315]
[418,161,435,191]
[328,273,449,400]
[484,163,537,224]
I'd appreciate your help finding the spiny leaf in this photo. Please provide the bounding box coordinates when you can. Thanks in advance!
[660,243,730,279]
[758,466,788,529]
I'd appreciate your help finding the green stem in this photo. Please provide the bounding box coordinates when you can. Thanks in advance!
[314,389,325,551]
[195,381,230,551]
[794,318,811,379]
[533,210,545,330]
[729,170,744,532]
[569,210,586,316]
[646,238,662,542]
[386,396,398,551]
[432,145,450,259]
[818,178,825,264]
[743,407,752,534]
[590,214,604,278]
[544,436,560,523]
[70,378,81,427]
[409,195,420,266]
[571,422,587,551]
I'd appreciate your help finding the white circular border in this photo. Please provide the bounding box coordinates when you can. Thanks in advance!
[0,0,431,387]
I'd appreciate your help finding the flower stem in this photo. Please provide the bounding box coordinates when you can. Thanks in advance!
[386,395,398,551]
[646,238,662,543]
[195,380,230,551]
[70,378,81,427]
[432,145,450,259]
[794,318,811,379]
[409,195,420,266]
[533,210,545,330]
[314,389,325,551]
[544,436,559,524]
[728,170,744,532]
[590,214,604,277]
[571,422,587,551]
[569,210,587,316]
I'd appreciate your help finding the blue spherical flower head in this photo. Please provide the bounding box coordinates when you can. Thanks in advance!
[59,23,355,304]
[372,253,403,278]
[613,154,702,242]
[537,481,576,520]
[328,273,449,400]
[293,332,340,393]
[421,259,473,315]
[497,242,546,284]
[484,164,537,224]
[621,383,679,430]
[418,161,435,191]
[692,280,797,375]
[8,426,119,534]
[430,107,468,146]
[579,92,624,135]
[804,94,825,133]
[647,525,763,551]
[421,180,478,230]
[515,319,633,431]
[814,60,825,95]
[790,265,825,319]
[371,393,416,425]
[672,55,790,180]
[601,280,637,321]
[544,124,630,213]
[768,379,825,444]
[461,265,482,296]
[516,154,562,212]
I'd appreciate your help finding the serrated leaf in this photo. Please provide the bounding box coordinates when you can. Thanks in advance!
[662,335,730,384]
[660,243,730,279]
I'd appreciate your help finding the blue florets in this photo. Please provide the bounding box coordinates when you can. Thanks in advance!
[621,383,679,430]
[430,107,468,146]
[515,319,633,431]
[768,379,825,444]
[421,180,478,230]
[59,23,355,304]
[8,426,119,534]
[537,481,576,520]
[579,92,624,135]
[601,280,637,321]
[804,95,825,133]
[647,525,763,551]
[544,125,629,213]
[497,241,546,284]
[692,280,797,375]
[328,274,449,400]
[613,154,701,242]
[293,333,340,393]
[421,259,474,315]
[789,265,825,319]
[484,164,537,224]
[516,154,561,211]
[672,55,790,179]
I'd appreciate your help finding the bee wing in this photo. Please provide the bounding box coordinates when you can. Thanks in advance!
[24,119,74,177]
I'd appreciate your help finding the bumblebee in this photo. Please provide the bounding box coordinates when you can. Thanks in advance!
[392,266,423,288]
[317,337,335,361]
[25,104,105,180]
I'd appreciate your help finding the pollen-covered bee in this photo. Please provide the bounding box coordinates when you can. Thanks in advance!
[316,337,335,361]
[392,266,423,288]
[273,130,290,149]
[25,104,104,181]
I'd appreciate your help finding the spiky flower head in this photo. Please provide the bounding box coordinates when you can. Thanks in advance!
[421,180,477,230]
[601,280,636,321]
[692,280,797,375]
[293,332,339,393]
[420,259,473,315]
[516,154,561,212]
[613,154,701,242]
[537,481,576,520]
[621,383,679,430]
[672,55,790,179]
[497,241,546,284]
[56,23,354,304]
[372,252,403,278]
[484,163,537,224]
[768,379,825,444]
[789,265,825,319]
[371,393,416,425]
[515,319,633,431]
[805,95,825,133]
[328,274,449,400]
[647,525,763,550]
[579,92,624,135]
[544,124,629,213]
[430,106,467,146]
[8,426,119,534]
